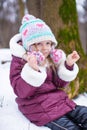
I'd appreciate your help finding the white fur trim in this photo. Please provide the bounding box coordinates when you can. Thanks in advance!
[58,62,79,81]
[21,63,47,87]
[9,34,26,58]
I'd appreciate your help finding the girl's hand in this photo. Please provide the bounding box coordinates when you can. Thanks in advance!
[22,51,45,71]
[66,51,80,66]
[26,53,40,71]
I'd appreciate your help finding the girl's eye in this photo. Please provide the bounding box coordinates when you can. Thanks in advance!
[37,43,42,46]
[46,42,52,45]
[36,42,52,47]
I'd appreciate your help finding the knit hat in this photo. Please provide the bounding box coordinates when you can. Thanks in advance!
[19,14,58,50]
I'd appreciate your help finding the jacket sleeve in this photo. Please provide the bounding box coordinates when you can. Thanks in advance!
[10,57,37,98]
[10,56,47,98]
[57,60,79,82]
[52,61,79,88]
[9,34,26,58]
[52,70,69,88]
[21,63,47,87]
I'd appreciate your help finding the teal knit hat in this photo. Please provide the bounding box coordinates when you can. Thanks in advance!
[19,14,58,50]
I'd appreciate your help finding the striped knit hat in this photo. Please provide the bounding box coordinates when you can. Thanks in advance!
[19,14,58,50]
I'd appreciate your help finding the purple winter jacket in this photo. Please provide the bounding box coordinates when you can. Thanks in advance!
[10,55,76,126]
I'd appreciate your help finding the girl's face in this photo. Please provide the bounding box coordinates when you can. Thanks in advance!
[35,40,52,58]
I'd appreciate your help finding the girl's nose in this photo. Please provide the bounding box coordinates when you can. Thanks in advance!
[43,44,47,49]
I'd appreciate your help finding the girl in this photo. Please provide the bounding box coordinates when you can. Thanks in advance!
[9,14,87,130]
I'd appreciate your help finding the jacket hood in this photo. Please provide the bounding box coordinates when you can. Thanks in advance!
[9,33,26,58]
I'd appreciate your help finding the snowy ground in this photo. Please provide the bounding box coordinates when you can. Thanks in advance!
[0,48,87,130]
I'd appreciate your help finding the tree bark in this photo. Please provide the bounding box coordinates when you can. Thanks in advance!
[18,0,25,19]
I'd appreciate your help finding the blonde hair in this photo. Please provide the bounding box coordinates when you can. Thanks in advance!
[47,55,57,73]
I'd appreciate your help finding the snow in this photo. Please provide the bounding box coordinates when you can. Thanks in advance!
[0,48,87,130]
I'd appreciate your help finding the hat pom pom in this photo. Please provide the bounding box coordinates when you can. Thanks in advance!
[22,14,36,24]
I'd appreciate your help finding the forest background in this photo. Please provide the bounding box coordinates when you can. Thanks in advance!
[0,0,87,98]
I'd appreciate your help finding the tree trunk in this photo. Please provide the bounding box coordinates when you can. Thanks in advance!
[26,0,41,17]
[18,0,25,19]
